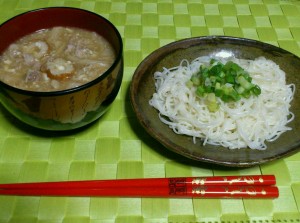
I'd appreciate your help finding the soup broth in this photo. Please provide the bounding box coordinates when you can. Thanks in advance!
[0,26,115,91]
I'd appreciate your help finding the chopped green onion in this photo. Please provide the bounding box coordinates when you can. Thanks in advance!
[236,75,253,90]
[190,75,200,86]
[189,58,262,112]
[252,85,262,96]
[186,80,193,88]
[205,93,219,112]
[196,86,205,97]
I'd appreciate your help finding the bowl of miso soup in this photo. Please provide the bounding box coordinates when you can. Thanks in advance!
[0,7,123,130]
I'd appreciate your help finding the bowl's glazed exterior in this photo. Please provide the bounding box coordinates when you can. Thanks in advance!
[0,7,123,130]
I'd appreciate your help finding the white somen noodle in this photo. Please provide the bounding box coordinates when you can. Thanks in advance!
[149,56,295,150]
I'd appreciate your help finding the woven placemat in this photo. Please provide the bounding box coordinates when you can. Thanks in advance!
[1,0,300,223]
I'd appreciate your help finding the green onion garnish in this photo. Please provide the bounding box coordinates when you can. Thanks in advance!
[189,59,261,112]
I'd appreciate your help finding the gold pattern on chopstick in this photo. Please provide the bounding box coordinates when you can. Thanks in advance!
[191,186,268,196]
[224,186,258,196]
[191,186,207,195]
[223,177,257,185]
[191,178,206,185]
[191,176,265,186]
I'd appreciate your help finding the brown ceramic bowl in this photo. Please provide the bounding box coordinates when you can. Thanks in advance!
[0,7,123,130]
[130,36,300,167]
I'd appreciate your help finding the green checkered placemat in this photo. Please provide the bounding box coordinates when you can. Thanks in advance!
[1,0,300,222]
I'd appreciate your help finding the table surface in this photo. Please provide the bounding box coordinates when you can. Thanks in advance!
[1,0,300,223]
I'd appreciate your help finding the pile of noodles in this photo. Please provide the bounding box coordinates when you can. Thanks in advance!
[149,56,295,150]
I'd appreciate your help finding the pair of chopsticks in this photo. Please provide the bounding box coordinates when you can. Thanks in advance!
[0,175,278,198]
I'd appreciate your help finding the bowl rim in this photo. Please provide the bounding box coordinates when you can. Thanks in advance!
[0,6,123,97]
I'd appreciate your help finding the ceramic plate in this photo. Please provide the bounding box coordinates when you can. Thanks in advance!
[130,36,300,167]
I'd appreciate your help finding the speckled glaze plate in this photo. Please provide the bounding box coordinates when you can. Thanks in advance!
[130,36,300,167]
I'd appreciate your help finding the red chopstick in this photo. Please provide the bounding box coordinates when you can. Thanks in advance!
[0,175,276,189]
[0,186,278,198]
[0,175,278,199]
